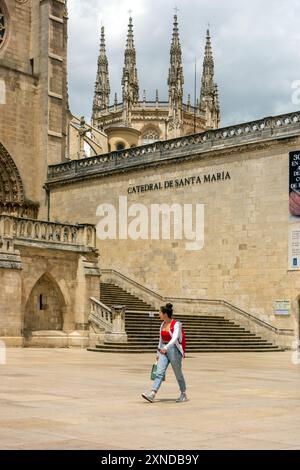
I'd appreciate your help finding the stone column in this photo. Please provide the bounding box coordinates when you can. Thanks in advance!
[0,244,23,347]
[108,305,128,343]
[69,252,101,348]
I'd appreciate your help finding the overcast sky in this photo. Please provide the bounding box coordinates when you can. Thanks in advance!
[68,0,300,127]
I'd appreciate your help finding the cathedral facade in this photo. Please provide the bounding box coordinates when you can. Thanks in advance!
[0,0,299,351]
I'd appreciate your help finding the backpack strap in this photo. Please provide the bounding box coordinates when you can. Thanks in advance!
[170,320,182,344]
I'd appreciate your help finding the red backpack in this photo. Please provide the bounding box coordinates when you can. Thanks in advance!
[170,319,186,357]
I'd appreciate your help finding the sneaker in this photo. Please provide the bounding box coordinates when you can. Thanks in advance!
[142,391,155,403]
[176,392,188,403]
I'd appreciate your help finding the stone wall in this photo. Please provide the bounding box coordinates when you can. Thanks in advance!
[0,0,69,218]
[48,132,300,335]
[0,217,100,347]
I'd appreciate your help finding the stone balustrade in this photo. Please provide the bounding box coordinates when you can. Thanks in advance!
[89,298,127,343]
[0,215,96,249]
[89,298,113,332]
[47,111,300,184]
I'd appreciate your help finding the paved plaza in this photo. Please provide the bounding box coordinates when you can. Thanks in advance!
[0,349,299,450]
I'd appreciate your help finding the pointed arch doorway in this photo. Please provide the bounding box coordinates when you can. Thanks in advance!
[24,273,66,335]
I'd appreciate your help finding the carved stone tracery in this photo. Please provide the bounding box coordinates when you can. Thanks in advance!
[0,143,38,218]
[0,4,6,48]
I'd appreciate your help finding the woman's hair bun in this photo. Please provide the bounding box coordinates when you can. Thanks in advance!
[160,303,173,317]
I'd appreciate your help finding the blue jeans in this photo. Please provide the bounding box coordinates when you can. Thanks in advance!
[152,345,186,393]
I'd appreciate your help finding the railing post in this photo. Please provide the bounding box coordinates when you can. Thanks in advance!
[110,305,127,343]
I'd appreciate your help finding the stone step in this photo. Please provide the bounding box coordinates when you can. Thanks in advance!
[125,338,268,343]
[101,297,148,302]
[125,318,240,324]
[105,300,148,303]
[125,322,240,328]
[126,317,228,321]
[102,302,151,305]
[125,323,249,334]
[110,345,274,350]
[125,315,236,327]
[127,338,262,342]
[125,332,252,338]
[125,323,246,328]
[125,314,231,319]
[88,347,281,353]
[126,330,251,335]
[126,314,226,319]
[105,338,272,346]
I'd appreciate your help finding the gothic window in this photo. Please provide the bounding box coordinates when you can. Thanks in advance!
[142,127,160,145]
[0,5,6,49]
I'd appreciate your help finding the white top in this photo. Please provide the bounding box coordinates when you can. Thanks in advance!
[158,320,184,357]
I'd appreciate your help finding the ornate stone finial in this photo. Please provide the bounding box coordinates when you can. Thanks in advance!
[143,89,146,101]
[168,13,184,137]
[122,16,139,125]
[187,93,191,106]
[114,92,118,105]
[92,25,110,123]
[156,89,159,102]
[199,28,220,129]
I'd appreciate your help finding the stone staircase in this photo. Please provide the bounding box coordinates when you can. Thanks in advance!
[99,282,155,311]
[88,283,282,353]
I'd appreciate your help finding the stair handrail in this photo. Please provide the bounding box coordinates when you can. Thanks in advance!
[162,296,294,335]
[101,269,165,301]
[100,269,294,336]
[89,297,113,332]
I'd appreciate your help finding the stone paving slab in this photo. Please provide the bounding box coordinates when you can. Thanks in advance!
[0,349,299,450]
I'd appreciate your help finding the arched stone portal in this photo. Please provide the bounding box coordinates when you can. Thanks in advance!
[0,142,38,218]
[24,274,65,334]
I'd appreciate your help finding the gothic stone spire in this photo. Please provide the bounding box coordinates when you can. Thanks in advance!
[168,14,184,136]
[200,28,220,128]
[122,17,139,125]
[92,26,110,123]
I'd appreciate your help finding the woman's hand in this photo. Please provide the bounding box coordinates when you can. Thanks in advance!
[160,348,167,354]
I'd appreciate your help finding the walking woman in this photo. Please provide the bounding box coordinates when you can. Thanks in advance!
[142,303,188,403]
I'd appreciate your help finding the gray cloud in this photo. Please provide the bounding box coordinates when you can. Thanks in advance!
[68,0,300,127]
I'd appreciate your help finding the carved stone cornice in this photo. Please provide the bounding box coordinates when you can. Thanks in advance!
[47,112,300,193]
[46,134,300,190]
